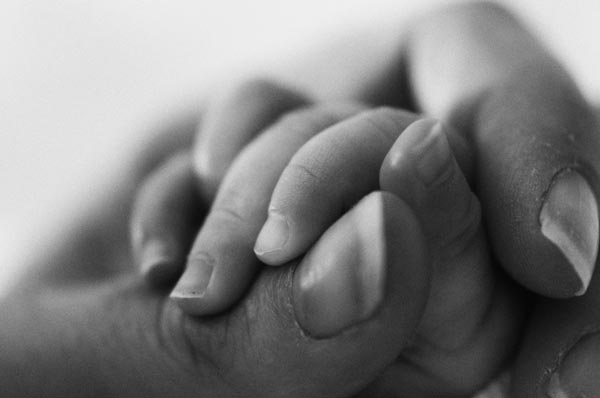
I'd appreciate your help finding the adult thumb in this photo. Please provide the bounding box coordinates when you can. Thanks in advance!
[186,191,430,397]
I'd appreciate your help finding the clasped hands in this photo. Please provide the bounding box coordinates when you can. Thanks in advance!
[3,3,600,398]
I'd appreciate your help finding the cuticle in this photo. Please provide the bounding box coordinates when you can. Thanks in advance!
[185,251,216,267]
[538,167,575,225]
[537,164,600,225]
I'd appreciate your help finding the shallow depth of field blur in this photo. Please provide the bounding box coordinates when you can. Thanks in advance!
[1,0,600,295]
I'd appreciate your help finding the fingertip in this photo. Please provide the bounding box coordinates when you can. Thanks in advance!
[170,258,215,315]
[381,118,449,184]
[130,152,205,287]
[254,211,291,266]
[380,118,468,229]
[540,169,599,297]
[193,79,309,200]
[254,212,289,256]
[171,232,263,316]
[139,239,182,286]
[258,108,420,269]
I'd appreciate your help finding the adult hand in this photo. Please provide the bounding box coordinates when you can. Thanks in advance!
[0,113,433,397]
[175,3,600,396]
[172,4,600,396]
[510,109,600,398]
[375,4,600,397]
[2,3,599,398]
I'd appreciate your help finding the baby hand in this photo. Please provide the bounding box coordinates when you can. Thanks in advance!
[130,80,521,396]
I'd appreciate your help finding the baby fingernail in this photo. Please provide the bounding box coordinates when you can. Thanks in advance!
[412,120,453,187]
[170,256,214,300]
[293,193,386,338]
[546,332,600,398]
[140,239,174,280]
[540,169,599,295]
[254,211,289,257]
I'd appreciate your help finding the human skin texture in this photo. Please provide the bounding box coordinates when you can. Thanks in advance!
[0,118,433,397]
[137,5,600,395]
[1,2,600,398]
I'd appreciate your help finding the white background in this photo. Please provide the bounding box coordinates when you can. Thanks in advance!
[1,0,600,293]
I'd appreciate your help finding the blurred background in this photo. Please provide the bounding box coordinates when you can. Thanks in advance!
[1,0,600,294]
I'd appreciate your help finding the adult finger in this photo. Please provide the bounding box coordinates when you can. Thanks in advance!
[512,275,600,398]
[0,191,428,398]
[130,152,205,286]
[194,79,308,201]
[508,107,600,398]
[405,2,600,297]
[171,104,364,315]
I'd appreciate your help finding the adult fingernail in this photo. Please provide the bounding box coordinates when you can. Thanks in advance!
[540,169,599,296]
[170,255,214,300]
[412,120,453,187]
[546,332,600,398]
[254,211,289,257]
[293,193,386,338]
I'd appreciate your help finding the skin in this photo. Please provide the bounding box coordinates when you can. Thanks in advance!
[136,99,524,395]
[140,3,600,316]
[138,5,600,395]
[1,2,600,398]
[0,117,432,397]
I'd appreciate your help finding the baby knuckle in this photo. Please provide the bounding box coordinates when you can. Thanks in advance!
[283,160,328,189]
[209,205,248,227]
[275,105,353,138]
[362,107,416,138]
[276,108,325,135]
[208,184,255,227]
